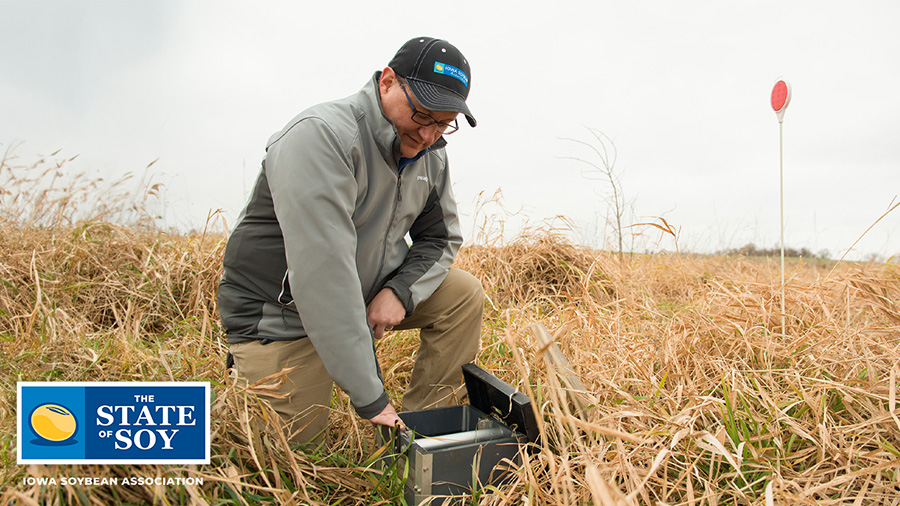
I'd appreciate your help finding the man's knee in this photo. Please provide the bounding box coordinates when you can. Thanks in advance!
[228,339,333,445]
[447,268,484,308]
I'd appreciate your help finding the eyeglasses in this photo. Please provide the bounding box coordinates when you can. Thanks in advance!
[399,80,459,135]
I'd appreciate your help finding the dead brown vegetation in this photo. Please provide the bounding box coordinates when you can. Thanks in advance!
[2,151,899,504]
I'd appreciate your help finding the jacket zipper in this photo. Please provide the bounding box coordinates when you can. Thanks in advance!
[368,171,403,301]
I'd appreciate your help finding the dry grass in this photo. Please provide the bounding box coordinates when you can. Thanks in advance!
[457,231,900,505]
[2,152,899,505]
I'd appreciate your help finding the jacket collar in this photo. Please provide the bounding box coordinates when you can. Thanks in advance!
[362,72,447,167]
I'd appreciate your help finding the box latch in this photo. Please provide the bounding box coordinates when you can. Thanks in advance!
[461,363,539,444]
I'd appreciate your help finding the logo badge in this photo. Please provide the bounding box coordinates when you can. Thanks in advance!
[18,382,210,464]
[433,62,469,87]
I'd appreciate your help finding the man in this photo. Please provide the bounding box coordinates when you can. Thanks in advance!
[218,37,484,445]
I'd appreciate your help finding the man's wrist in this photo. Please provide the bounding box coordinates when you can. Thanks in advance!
[383,283,413,316]
[352,389,390,419]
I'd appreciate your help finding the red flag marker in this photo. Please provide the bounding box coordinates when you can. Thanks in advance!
[771,79,791,329]
[771,79,791,123]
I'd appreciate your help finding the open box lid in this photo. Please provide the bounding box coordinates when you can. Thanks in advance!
[462,363,539,443]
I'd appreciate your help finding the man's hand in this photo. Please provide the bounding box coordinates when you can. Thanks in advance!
[369,402,405,430]
[367,288,406,340]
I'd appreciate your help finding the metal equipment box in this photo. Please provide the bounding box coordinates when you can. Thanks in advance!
[378,363,539,505]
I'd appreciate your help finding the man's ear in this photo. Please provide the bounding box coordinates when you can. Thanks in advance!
[379,67,397,95]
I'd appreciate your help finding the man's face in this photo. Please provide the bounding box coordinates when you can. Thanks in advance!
[379,68,459,159]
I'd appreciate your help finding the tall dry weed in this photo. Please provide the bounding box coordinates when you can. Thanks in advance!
[0,145,163,229]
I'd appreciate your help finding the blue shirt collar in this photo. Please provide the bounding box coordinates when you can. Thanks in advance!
[398,147,430,172]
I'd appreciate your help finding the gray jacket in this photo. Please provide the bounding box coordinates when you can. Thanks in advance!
[218,73,463,418]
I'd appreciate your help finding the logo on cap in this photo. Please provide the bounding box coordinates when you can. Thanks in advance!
[434,62,469,87]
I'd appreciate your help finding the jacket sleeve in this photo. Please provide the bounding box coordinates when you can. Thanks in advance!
[264,117,389,419]
[384,154,463,315]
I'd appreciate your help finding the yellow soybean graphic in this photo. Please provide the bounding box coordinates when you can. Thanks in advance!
[31,404,77,441]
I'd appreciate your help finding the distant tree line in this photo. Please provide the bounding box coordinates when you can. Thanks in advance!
[718,243,829,260]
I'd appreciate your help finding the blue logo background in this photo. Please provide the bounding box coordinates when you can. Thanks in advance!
[20,386,86,461]
[84,386,206,460]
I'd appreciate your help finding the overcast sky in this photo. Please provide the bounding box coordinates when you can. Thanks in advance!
[1,1,898,260]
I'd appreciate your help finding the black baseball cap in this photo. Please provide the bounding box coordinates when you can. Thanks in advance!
[388,37,476,127]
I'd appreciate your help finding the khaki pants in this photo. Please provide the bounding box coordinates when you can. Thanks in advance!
[229,268,483,445]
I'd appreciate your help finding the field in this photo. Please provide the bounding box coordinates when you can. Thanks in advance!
[2,155,900,505]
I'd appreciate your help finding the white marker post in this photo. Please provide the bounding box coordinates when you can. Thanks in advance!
[771,79,791,331]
